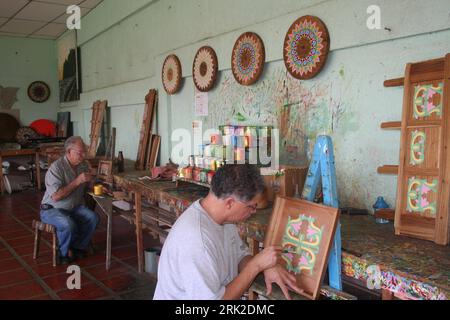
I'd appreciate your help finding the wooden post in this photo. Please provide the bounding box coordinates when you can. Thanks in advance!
[35,150,41,191]
[381,288,394,300]
[0,153,3,194]
[106,211,112,271]
[33,224,40,259]
[135,191,144,273]
[52,231,57,267]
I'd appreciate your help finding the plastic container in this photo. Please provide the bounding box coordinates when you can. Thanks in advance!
[144,247,161,275]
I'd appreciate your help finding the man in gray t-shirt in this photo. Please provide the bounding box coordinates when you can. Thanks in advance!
[154,164,301,300]
[40,136,99,264]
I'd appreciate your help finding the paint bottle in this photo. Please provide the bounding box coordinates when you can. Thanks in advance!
[373,196,390,224]
[117,151,124,173]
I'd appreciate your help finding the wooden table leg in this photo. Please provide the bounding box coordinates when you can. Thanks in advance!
[106,212,112,271]
[381,288,394,300]
[0,154,3,195]
[251,238,260,255]
[35,152,41,191]
[135,191,144,273]
[248,290,257,300]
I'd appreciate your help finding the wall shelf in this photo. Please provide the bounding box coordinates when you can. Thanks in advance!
[377,165,399,175]
[380,121,401,130]
[176,177,210,188]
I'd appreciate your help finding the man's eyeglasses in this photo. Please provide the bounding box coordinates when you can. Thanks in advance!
[235,198,258,211]
[71,148,86,156]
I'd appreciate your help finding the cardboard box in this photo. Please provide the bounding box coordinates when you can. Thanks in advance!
[261,165,308,201]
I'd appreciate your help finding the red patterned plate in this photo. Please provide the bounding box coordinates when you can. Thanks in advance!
[27,81,50,103]
[283,15,330,80]
[162,54,182,94]
[231,32,265,86]
[193,46,218,92]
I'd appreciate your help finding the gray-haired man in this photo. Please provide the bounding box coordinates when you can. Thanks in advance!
[40,136,99,264]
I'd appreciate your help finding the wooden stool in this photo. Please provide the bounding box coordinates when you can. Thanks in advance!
[32,220,58,267]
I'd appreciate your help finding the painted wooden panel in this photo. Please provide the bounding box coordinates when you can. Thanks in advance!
[405,127,441,169]
[264,196,339,300]
[395,54,450,245]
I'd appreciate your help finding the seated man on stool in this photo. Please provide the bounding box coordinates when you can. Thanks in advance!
[40,136,99,264]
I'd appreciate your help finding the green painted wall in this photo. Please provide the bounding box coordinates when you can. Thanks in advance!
[59,0,450,210]
[0,36,58,126]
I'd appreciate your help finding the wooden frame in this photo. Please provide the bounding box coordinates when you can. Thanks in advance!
[394,54,450,245]
[88,100,107,158]
[264,196,340,300]
[146,134,161,170]
[97,160,113,183]
[135,89,157,170]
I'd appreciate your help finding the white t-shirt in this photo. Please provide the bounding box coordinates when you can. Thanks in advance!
[153,200,250,300]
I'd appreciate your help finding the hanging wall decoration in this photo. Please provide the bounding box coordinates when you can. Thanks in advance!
[193,46,218,92]
[231,32,265,86]
[27,81,50,103]
[58,30,81,102]
[283,15,330,80]
[162,54,182,95]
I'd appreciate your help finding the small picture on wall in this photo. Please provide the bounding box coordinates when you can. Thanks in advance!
[58,30,81,102]
[97,160,113,183]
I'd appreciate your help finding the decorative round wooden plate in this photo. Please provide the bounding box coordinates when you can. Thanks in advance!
[162,54,182,94]
[231,32,265,86]
[193,46,218,92]
[283,15,330,80]
[27,81,50,103]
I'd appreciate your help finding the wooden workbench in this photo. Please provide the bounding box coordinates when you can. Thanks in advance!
[238,210,450,300]
[112,171,354,300]
[113,170,449,300]
[113,171,209,273]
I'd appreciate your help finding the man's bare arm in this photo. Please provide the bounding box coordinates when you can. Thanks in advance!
[222,246,280,300]
[51,173,92,202]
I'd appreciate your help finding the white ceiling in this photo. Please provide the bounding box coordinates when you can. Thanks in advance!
[0,0,103,39]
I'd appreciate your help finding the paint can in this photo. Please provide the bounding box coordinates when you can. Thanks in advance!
[245,126,257,136]
[207,171,215,184]
[213,145,224,158]
[232,136,245,148]
[210,159,218,171]
[258,126,271,138]
[235,147,245,162]
[245,135,257,148]
[193,167,202,182]
[247,147,258,164]
[203,145,212,157]
[224,146,234,161]
[199,145,206,157]
[189,155,195,167]
[223,135,232,146]
[200,169,208,183]
[223,125,234,135]
[210,133,222,145]
[184,167,193,179]
[94,184,103,196]
[234,126,245,136]
[194,156,204,168]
